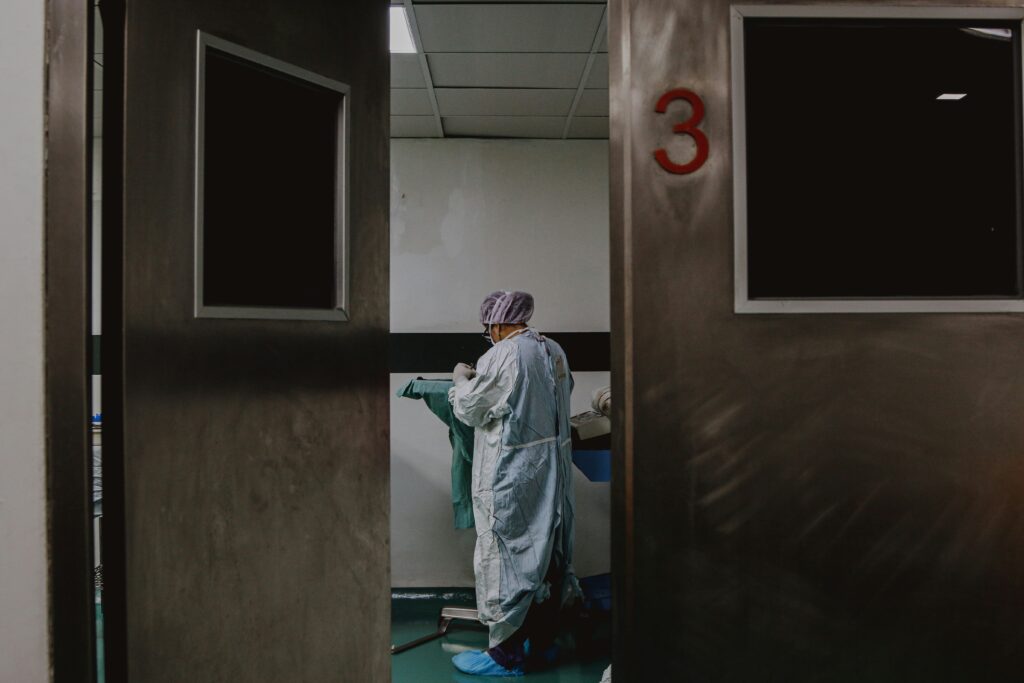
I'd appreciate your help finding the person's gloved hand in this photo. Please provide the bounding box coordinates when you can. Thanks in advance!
[453,363,477,385]
[592,385,612,417]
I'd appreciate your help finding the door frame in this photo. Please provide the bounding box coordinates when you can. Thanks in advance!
[45,0,98,679]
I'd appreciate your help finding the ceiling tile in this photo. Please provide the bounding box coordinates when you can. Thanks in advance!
[415,4,605,53]
[392,116,441,138]
[598,26,608,52]
[391,89,435,116]
[391,54,426,88]
[587,54,608,88]
[413,0,600,3]
[575,89,608,116]
[567,116,608,139]
[442,116,566,139]
[427,53,588,89]
[435,88,576,117]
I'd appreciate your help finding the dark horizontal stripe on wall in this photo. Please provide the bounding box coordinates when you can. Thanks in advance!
[389,332,610,374]
[90,332,611,375]
[91,334,101,375]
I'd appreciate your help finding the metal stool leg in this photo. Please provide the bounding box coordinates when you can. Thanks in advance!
[391,607,480,655]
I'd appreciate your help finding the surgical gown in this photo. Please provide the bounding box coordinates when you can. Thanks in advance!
[449,328,580,647]
[396,378,475,529]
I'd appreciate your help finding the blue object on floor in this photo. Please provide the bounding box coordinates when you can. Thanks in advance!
[580,573,612,613]
[572,450,611,482]
[452,651,525,677]
[524,640,560,668]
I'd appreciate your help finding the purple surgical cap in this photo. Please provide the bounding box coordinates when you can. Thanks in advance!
[480,290,535,325]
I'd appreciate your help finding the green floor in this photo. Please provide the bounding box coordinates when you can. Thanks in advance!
[391,592,610,683]
[96,593,105,683]
[97,589,608,681]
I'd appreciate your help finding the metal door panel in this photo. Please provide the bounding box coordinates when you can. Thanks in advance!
[611,0,1024,680]
[116,1,390,680]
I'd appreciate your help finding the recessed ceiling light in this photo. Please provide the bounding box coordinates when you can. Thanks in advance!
[390,6,416,54]
[937,93,967,101]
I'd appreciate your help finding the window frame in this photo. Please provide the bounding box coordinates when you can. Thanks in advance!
[194,31,352,321]
[731,5,1024,314]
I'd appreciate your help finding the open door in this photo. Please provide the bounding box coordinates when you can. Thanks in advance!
[104,0,390,680]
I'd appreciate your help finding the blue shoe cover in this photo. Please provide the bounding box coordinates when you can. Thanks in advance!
[452,651,524,677]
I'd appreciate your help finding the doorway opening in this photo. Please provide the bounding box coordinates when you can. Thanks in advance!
[385,3,612,681]
[90,1,109,680]
[70,1,612,680]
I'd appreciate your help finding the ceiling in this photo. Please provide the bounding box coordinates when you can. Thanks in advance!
[391,1,608,139]
[92,4,103,139]
[91,3,609,141]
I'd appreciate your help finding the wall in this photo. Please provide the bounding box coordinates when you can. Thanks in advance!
[611,0,1024,680]
[0,0,49,679]
[391,139,609,333]
[391,139,610,586]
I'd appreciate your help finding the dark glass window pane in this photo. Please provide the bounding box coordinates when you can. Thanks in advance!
[202,47,340,310]
[744,20,1021,299]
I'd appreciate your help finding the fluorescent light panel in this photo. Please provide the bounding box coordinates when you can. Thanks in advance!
[937,93,967,100]
[390,6,416,54]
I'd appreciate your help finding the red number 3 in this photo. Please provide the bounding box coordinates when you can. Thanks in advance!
[653,89,709,175]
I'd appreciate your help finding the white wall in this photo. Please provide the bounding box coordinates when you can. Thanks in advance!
[0,0,50,679]
[390,139,610,587]
[391,139,609,333]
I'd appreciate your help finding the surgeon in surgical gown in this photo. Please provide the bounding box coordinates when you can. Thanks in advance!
[449,290,580,677]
